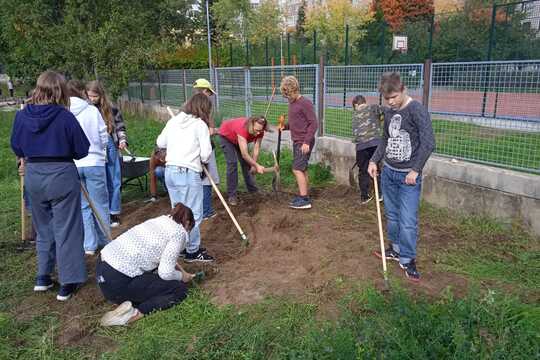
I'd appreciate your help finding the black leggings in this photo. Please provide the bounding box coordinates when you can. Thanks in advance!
[96,258,188,315]
[356,146,380,198]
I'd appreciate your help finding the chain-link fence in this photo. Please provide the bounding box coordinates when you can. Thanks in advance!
[430,60,540,172]
[324,64,424,138]
[126,59,539,173]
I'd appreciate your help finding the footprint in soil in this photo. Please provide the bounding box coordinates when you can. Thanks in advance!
[272,216,295,230]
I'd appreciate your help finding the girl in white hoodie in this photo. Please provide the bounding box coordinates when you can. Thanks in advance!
[67,80,110,255]
[156,93,213,262]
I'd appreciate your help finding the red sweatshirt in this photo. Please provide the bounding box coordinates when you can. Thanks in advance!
[287,96,318,145]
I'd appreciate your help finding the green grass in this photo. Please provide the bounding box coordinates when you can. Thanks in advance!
[1,111,539,358]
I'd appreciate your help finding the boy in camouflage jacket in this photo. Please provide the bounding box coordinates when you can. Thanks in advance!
[352,95,383,203]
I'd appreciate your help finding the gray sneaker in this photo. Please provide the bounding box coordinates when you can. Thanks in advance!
[289,196,312,209]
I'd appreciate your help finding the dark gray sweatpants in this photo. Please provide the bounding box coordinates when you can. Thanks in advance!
[25,162,87,285]
[219,135,258,198]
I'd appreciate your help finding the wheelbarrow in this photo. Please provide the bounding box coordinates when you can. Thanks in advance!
[121,152,150,193]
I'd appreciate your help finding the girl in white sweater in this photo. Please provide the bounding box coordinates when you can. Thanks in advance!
[156,93,214,262]
[97,202,197,326]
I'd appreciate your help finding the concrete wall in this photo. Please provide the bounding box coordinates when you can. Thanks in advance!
[118,99,540,237]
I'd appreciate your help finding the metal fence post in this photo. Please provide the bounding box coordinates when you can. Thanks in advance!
[213,67,220,112]
[318,56,325,137]
[287,32,291,65]
[422,59,432,108]
[428,14,434,60]
[481,4,498,117]
[182,69,187,103]
[244,67,251,117]
[229,42,233,67]
[313,30,317,64]
[156,70,163,106]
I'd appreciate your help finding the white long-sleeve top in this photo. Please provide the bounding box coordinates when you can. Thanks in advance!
[70,97,108,167]
[156,111,212,172]
[100,215,188,281]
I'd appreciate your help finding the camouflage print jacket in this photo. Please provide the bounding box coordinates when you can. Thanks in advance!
[352,104,383,148]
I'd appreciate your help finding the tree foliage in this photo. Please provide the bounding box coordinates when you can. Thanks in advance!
[212,0,282,43]
[304,0,373,63]
[0,0,198,96]
[375,0,434,32]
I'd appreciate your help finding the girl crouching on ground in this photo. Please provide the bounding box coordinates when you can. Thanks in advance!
[97,202,198,326]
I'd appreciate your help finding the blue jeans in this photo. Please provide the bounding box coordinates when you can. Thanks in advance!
[106,136,122,215]
[78,166,111,252]
[381,166,422,264]
[155,166,167,192]
[165,166,203,254]
[203,185,214,217]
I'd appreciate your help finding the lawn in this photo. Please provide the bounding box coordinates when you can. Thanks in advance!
[0,110,538,359]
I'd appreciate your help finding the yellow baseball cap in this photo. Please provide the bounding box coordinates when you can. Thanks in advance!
[193,78,216,95]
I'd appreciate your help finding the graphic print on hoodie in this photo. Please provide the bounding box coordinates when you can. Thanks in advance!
[156,111,212,172]
[69,97,108,167]
[386,113,412,162]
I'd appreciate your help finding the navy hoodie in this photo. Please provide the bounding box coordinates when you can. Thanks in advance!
[11,104,90,160]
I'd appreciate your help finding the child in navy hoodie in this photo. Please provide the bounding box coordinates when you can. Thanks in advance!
[11,71,90,301]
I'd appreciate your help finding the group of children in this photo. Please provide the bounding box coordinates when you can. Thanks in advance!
[11,72,129,300]
[10,69,434,325]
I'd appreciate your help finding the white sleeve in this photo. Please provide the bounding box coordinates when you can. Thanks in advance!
[157,232,184,281]
[156,121,169,149]
[96,110,108,151]
[199,123,212,164]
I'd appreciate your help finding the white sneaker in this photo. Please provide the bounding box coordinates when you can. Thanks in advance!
[100,301,138,326]
[85,250,96,256]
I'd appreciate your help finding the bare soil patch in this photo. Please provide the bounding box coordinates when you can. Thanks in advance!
[11,185,468,349]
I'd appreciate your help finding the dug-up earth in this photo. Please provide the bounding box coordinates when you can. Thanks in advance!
[11,186,467,350]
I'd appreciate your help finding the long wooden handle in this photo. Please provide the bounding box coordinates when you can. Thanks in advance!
[80,185,112,242]
[20,175,25,241]
[373,175,388,278]
[202,166,247,242]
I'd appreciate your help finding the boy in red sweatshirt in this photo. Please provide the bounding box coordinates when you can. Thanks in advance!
[279,76,318,209]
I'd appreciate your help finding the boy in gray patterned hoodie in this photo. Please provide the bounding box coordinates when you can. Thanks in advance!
[351,95,383,204]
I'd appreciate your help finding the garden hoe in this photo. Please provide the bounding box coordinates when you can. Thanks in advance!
[81,185,112,242]
[203,165,249,247]
[373,175,389,290]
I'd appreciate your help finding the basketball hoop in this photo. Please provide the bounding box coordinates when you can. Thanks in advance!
[392,35,408,54]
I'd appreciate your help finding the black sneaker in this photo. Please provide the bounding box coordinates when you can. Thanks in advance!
[360,195,373,204]
[400,260,420,282]
[56,283,79,301]
[179,247,206,258]
[373,247,400,262]
[110,215,120,228]
[184,249,214,263]
[34,275,54,292]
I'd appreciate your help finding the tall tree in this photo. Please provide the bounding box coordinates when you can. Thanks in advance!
[250,0,282,43]
[296,0,307,37]
[211,0,253,41]
[305,0,372,62]
[0,0,200,96]
[375,0,434,32]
